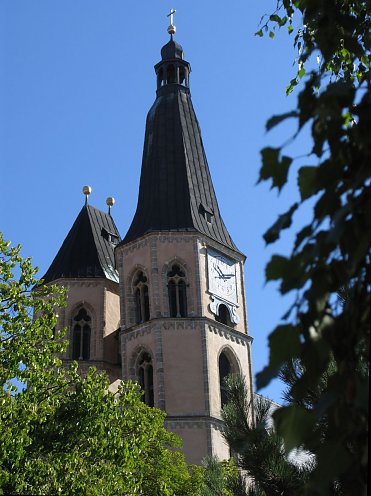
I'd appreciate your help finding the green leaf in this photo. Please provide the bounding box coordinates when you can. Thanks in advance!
[266,111,298,131]
[265,255,289,281]
[286,78,298,95]
[294,225,313,251]
[297,166,318,200]
[263,203,298,244]
[254,29,263,37]
[259,147,292,191]
[273,405,315,452]
[298,66,306,79]
[269,31,275,39]
[269,14,281,23]
[256,325,301,389]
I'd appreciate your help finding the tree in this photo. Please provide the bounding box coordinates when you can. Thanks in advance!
[255,1,370,494]
[0,232,202,495]
[201,457,243,496]
[221,375,313,495]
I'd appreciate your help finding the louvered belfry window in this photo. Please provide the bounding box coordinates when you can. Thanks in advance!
[137,351,154,407]
[167,264,187,317]
[133,271,150,324]
[72,308,91,360]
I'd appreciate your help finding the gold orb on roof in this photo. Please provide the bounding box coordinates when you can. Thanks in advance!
[167,24,176,35]
[82,185,92,196]
[106,197,115,207]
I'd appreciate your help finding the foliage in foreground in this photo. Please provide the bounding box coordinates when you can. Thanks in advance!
[255,1,370,494]
[201,456,245,496]
[221,375,313,495]
[0,232,202,495]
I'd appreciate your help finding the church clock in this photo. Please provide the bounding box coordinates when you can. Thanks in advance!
[207,248,240,324]
[208,249,237,303]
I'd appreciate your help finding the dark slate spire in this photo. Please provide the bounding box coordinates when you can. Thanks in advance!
[122,37,238,252]
[42,204,121,283]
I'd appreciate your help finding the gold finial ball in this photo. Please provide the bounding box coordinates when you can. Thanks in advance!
[167,24,176,35]
[106,197,115,207]
[83,185,92,196]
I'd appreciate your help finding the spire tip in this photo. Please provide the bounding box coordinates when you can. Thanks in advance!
[167,8,176,36]
[83,185,92,205]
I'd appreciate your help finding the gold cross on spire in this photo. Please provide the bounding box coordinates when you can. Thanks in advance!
[167,8,176,36]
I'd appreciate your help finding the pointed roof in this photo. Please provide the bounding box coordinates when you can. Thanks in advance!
[122,39,239,253]
[42,205,121,284]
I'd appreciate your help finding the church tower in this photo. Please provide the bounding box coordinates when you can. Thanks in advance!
[43,15,254,465]
[43,190,122,388]
[116,19,254,463]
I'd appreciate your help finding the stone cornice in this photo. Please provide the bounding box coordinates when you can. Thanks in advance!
[120,317,253,345]
[62,359,121,370]
[48,278,119,292]
[165,414,224,430]
[115,230,245,263]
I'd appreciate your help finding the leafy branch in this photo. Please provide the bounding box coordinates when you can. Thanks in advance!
[255,1,370,494]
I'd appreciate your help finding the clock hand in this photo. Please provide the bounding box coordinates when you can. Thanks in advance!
[215,266,223,277]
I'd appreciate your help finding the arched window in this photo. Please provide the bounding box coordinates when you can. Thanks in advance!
[219,351,232,408]
[166,64,176,84]
[216,304,232,326]
[179,66,186,86]
[137,351,154,407]
[133,271,150,324]
[72,308,91,360]
[167,264,187,317]
[157,68,164,88]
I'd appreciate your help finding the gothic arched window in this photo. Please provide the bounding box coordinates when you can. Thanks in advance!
[137,351,154,407]
[133,271,150,324]
[72,308,91,360]
[219,351,232,408]
[167,264,187,317]
[216,304,232,326]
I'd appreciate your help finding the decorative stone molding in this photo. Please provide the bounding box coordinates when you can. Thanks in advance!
[53,278,109,288]
[165,415,224,431]
[201,325,211,415]
[122,327,153,342]
[117,237,150,256]
[120,317,251,343]
[150,238,161,318]
[209,294,240,324]
[154,326,166,410]
[198,236,246,264]
[207,322,252,346]
[118,231,198,254]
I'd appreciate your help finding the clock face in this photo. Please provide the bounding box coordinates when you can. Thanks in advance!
[208,249,237,303]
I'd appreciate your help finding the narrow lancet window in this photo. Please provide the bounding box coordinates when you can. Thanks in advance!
[219,352,232,408]
[167,264,187,317]
[133,271,150,324]
[137,351,154,407]
[72,308,91,360]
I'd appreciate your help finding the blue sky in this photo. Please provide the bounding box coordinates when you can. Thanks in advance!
[0,1,312,403]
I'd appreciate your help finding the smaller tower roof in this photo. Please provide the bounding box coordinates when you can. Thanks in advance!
[161,39,184,60]
[42,204,121,284]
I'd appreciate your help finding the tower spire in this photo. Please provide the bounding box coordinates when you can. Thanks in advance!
[122,34,238,253]
[167,8,176,37]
